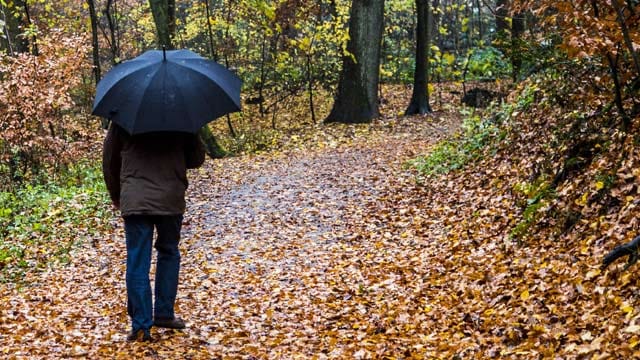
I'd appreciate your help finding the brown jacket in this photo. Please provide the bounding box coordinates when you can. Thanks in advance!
[102,124,205,216]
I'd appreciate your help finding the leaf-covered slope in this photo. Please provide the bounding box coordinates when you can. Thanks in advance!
[404,80,640,357]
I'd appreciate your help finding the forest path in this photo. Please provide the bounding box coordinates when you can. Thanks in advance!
[1,113,461,358]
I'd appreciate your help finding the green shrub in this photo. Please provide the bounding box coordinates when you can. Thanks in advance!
[510,177,556,242]
[410,109,502,178]
[219,128,281,155]
[430,46,512,82]
[0,161,111,282]
[464,46,512,80]
[411,83,540,179]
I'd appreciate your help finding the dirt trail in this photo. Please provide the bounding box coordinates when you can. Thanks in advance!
[0,114,460,358]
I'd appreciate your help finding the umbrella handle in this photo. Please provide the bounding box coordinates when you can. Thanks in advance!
[162,45,166,61]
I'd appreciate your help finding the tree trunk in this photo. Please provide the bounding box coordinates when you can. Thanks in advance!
[258,34,267,118]
[87,0,101,84]
[19,0,38,55]
[168,0,176,44]
[611,0,640,79]
[589,0,630,126]
[199,126,227,159]
[203,0,217,61]
[405,0,432,115]
[105,0,120,63]
[511,11,525,82]
[452,0,460,53]
[324,0,385,124]
[149,0,172,48]
[476,0,483,42]
[431,0,441,43]
[0,1,15,55]
[3,1,29,54]
[626,0,637,15]
[494,0,524,82]
[602,235,640,270]
[495,0,509,36]
[149,0,224,153]
[607,52,630,127]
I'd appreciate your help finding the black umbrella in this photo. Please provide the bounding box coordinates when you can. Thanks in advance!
[92,49,241,134]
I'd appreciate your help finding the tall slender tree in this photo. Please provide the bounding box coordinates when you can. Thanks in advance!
[203,0,217,61]
[494,0,525,81]
[405,0,432,115]
[0,1,16,55]
[104,0,121,64]
[611,0,640,79]
[511,11,524,81]
[324,0,385,124]
[495,0,509,36]
[587,0,629,124]
[475,0,483,42]
[87,0,101,84]
[20,0,38,55]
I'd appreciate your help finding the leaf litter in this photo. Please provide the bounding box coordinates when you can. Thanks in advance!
[2,82,640,358]
[0,107,461,358]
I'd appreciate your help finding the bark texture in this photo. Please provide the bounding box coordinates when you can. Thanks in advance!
[405,0,432,115]
[325,0,385,124]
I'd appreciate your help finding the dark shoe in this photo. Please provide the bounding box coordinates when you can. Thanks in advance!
[153,317,186,329]
[127,329,152,342]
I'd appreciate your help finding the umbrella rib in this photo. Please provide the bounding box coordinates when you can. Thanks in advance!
[93,63,162,130]
[93,59,155,109]
[175,65,241,126]
[167,66,223,132]
[164,68,197,132]
[171,61,242,109]
[131,64,166,134]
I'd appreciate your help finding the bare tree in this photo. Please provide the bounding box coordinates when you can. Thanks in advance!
[102,0,121,63]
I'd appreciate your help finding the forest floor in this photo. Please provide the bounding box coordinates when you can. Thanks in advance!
[2,83,640,359]
[0,105,465,358]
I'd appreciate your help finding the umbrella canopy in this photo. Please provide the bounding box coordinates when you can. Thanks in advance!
[92,49,242,135]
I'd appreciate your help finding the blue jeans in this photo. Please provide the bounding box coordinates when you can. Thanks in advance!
[124,215,183,332]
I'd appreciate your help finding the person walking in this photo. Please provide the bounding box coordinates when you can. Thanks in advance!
[102,123,205,342]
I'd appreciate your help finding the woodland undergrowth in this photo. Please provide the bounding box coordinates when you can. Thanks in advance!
[406,70,640,356]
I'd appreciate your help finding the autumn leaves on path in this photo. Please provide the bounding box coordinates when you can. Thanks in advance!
[180,117,459,357]
[0,115,460,358]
